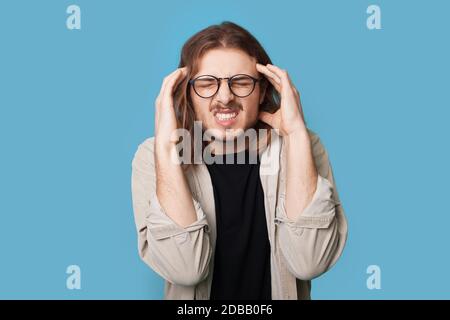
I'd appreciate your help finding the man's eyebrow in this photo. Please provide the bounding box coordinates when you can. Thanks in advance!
[193,72,259,77]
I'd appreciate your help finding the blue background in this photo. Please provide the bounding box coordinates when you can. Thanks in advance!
[1,0,449,299]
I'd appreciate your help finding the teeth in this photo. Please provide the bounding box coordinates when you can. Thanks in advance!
[215,112,237,121]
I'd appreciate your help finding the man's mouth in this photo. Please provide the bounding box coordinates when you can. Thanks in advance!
[213,109,239,126]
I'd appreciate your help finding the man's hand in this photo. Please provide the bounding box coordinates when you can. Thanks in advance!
[154,67,188,150]
[256,63,306,137]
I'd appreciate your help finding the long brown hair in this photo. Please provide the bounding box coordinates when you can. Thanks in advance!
[173,21,280,167]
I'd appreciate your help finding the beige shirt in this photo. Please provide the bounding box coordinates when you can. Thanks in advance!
[131,129,348,300]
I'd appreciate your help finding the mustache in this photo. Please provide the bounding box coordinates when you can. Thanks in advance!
[210,102,243,112]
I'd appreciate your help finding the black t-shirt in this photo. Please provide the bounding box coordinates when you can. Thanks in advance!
[206,148,272,300]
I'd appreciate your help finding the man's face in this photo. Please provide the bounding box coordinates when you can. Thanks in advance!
[190,48,265,141]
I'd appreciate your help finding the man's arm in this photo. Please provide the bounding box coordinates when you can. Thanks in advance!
[255,63,347,280]
[131,67,212,286]
[131,138,212,286]
[155,142,198,228]
[276,131,347,280]
[284,127,318,219]
[154,66,198,228]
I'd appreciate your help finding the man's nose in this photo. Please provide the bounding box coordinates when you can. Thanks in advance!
[215,79,234,105]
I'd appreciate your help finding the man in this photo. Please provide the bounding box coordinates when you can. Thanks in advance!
[131,21,347,300]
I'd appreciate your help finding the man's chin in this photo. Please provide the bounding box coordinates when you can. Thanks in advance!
[205,126,246,142]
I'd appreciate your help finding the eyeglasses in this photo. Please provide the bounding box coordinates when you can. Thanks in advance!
[188,74,262,98]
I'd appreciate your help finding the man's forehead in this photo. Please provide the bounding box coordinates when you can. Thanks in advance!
[195,48,257,76]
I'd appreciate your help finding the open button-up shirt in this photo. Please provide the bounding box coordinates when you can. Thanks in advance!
[131,129,348,299]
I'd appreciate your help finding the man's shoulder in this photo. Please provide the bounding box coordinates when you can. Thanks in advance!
[137,136,156,152]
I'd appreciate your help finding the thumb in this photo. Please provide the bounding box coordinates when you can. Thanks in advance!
[258,111,275,127]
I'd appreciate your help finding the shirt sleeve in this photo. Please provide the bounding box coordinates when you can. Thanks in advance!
[275,131,348,280]
[131,138,212,286]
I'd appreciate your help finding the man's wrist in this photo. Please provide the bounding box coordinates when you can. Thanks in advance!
[155,138,177,160]
[286,125,310,144]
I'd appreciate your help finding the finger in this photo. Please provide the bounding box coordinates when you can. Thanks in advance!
[261,72,281,93]
[256,63,281,84]
[162,67,188,95]
[256,63,282,92]
[265,64,289,83]
[265,64,295,95]
[157,70,179,111]
[266,64,302,107]
[160,67,188,106]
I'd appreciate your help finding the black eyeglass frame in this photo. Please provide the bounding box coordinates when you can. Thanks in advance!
[188,74,262,98]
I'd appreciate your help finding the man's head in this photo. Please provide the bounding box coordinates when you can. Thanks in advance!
[174,21,279,142]
[190,48,264,141]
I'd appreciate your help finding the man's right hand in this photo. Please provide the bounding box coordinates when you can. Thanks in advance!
[154,67,198,228]
[154,67,188,151]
